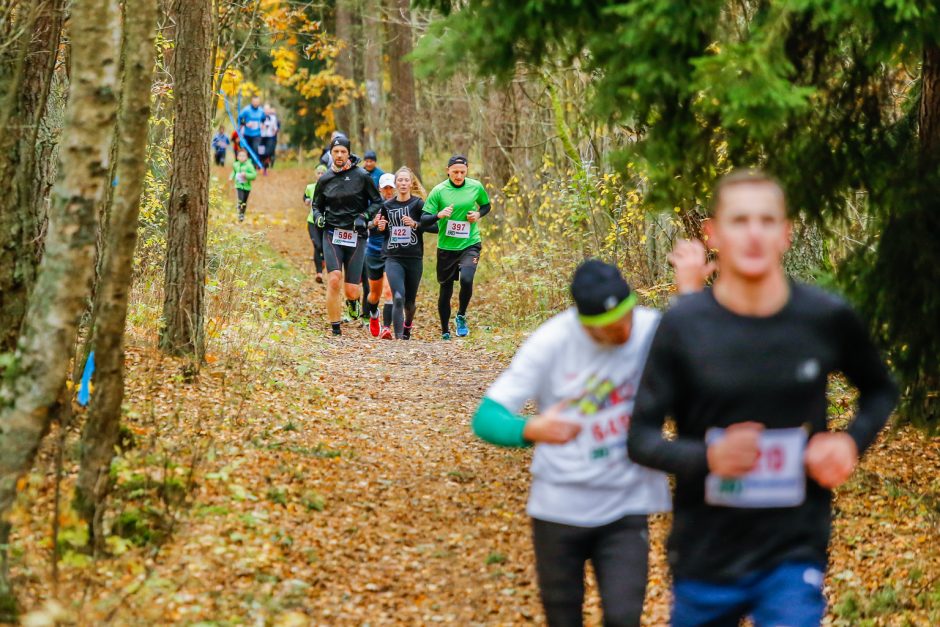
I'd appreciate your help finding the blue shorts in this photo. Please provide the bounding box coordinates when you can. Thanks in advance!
[672,561,826,627]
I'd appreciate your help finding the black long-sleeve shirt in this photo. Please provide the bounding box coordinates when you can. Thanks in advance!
[628,283,898,582]
[379,196,437,258]
[311,165,382,229]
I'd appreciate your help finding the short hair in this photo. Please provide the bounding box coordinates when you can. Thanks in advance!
[710,169,787,216]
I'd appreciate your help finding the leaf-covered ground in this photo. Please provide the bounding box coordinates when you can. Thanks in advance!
[6,166,937,626]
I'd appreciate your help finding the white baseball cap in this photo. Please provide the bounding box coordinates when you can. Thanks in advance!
[379,173,396,188]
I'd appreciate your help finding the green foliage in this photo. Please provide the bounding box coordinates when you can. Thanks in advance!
[415,0,940,423]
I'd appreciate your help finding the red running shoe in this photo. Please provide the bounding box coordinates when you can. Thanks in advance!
[379,326,393,340]
[369,315,380,337]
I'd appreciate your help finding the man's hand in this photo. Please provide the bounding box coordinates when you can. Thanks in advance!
[805,432,858,489]
[523,401,581,445]
[438,205,454,219]
[707,422,763,478]
[354,215,368,234]
[467,211,481,223]
[314,212,326,229]
[402,215,417,228]
[376,215,388,231]
[669,239,715,294]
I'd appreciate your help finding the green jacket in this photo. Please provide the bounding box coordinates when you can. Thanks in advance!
[305,182,318,224]
[231,160,258,191]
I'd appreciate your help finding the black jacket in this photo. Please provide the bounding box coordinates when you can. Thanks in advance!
[311,156,382,229]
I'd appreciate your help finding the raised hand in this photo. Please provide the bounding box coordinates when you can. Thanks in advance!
[522,401,581,445]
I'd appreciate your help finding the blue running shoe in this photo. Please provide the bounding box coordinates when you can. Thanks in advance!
[441,332,452,341]
[455,314,469,337]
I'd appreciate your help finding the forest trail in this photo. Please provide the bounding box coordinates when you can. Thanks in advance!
[108,164,672,624]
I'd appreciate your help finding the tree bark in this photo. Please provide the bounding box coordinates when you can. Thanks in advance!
[920,43,940,167]
[0,0,67,353]
[384,0,421,179]
[334,2,358,140]
[74,0,158,550]
[360,0,383,153]
[482,83,517,189]
[159,0,214,361]
[0,0,120,618]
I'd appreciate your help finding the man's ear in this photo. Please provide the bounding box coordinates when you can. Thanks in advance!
[782,218,793,253]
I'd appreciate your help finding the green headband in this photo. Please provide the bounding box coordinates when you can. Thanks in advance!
[578,292,637,327]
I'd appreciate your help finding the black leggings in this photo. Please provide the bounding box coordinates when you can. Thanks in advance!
[438,268,475,334]
[385,257,423,338]
[532,514,649,627]
[236,188,250,215]
[307,221,324,271]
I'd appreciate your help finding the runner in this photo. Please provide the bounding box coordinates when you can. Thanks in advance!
[472,248,709,627]
[211,126,229,166]
[628,170,898,627]
[421,155,491,340]
[375,166,434,339]
[230,129,241,158]
[230,149,257,222]
[260,104,281,171]
[311,134,383,336]
[364,173,396,338]
[237,95,266,165]
[362,150,384,187]
[305,163,329,283]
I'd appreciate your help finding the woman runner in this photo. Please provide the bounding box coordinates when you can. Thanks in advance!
[376,166,435,339]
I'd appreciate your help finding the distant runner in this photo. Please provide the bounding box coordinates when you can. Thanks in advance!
[311,135,383,336]
[230,149,257,222]
[376,166,435,339]
[628,169,898,627]
[421,155,491,340]
[364,173,396,338]
[362,150,385,188]
[260,104,281,171]
[305,163,329,283]
[211,126,229,166]
[237,95,266,166]
[473,247,708,627]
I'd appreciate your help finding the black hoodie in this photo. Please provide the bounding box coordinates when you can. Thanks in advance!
[311,154,382,229]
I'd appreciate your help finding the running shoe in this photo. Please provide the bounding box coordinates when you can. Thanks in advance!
[455,314,470,337]
[379,326,393,340]
[369,315,380,337]
[441,332,452,341]
[315,273,323,284]
[345,300,361,321]
[331,325,342,337]
[238,212,245,223]
[402,324,412,340]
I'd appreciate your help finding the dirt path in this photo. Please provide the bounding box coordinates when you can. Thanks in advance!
[115,165,633,625]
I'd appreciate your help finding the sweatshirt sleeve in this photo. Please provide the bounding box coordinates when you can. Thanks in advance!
[472,397,531,448]
[628,315,710,479]
[834,303,899,454]
[365,172,383,218]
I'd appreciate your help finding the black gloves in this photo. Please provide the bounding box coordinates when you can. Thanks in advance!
[354,214,368,234]
[313,211,326,228]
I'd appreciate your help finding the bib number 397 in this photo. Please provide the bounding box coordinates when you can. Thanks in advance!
[332,228,358,247]
[390,226,412,245]
[705,427,808,508]
[445,220,471,239]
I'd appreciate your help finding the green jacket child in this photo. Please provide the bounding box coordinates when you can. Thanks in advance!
[231,159,258,191]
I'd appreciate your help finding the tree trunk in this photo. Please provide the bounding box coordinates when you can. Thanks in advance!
[0,0,120,618]
[0,0,67,353]
[74,0,158,551]
[384,0,421,179]
[920,43,940,167]
[334,2,357,140]
[482,83,517,189]
[360,0,383,153]
[159,0,214,361]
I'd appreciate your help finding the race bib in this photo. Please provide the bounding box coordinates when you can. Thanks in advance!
[257,143,266,155]
[331,228,358,247]
[390,225,412,245]
[705,427,808,508]
[247,121,260,129]
[445,220,471,239]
